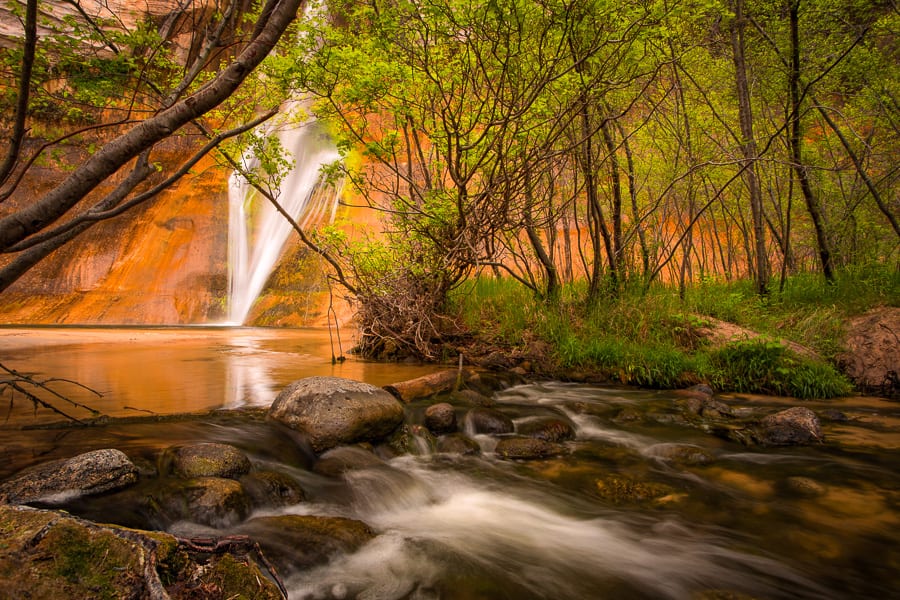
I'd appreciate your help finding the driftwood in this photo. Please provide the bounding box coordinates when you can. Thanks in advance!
[383,368,473,403]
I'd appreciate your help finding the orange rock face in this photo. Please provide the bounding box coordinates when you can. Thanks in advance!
[0,155,230,325]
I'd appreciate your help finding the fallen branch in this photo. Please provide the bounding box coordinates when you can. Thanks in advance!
[1,363,103,423]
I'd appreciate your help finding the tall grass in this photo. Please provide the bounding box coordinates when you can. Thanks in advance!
[449,264,896,398]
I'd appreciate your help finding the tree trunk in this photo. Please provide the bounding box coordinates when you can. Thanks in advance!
[730,0,770,295]
[787,0,834,281]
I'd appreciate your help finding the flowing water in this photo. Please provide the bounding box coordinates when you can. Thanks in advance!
[1,330,898,599]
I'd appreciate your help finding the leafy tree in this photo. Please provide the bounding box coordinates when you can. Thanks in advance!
[0,0,305,291]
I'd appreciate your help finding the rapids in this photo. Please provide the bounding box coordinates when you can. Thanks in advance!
[1,330,898,599]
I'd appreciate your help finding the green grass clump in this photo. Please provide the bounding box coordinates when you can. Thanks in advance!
[449,263,896,398]
[711,339,852,399]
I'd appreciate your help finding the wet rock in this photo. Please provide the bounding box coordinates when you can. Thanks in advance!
[235,514,375,574]
[465,407,514,435]
[449,388,495,407]
[820,409,849,422]
[437,433,481,455]
[314,446,385,476]
[517,417,576,443]
[756,407,823,446]
[172,442,251,480]
[155,477,251,528]
[386,424,438,456]
[495,437,567,460]
[424,402,458,434]
[595,475,674,504]
[0,504,281,600]
[612,407,645,424]
[0,449,138,505]
[268,376,405,453]
[779,476,827,498]
[678,393,734,419]
[644,443,715,466]
[241,470,305,507]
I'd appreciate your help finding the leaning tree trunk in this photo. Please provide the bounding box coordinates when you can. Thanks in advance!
[787,0,834,282]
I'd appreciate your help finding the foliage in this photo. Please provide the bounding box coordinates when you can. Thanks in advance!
[450,266,890,397]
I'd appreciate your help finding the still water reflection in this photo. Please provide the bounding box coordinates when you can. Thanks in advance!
[0,327,441,423]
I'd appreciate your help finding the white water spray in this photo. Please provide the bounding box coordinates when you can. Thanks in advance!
[226,110,341,326]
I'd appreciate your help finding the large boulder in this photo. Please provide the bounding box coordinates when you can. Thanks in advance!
[838,307,900,396]
[0,449,137,505]
[268,377,405,453]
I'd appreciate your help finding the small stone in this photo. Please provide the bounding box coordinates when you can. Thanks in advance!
[517,417,576,442]
[757,407,822,446]
[241,470,305,507]
[780,476,826,497]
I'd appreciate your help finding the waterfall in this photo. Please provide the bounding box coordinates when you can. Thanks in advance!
[226,111,341,326]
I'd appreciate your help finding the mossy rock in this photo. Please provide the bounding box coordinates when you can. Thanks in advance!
[172,443,252,480]
[0,505,281,600]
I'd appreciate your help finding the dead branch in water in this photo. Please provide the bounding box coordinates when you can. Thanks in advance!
[0,363,103,423]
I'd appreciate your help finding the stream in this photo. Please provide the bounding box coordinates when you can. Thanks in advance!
[1,328,898,599]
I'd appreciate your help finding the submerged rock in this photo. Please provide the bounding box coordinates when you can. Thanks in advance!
[779,476,827,498]
[595,475,675,504]
[241,470,305,507]
[269,376,405,453]
[0,449,138,505]
[437,433,481,455]
[517,417,576,443]
[644,443,716,466]
[465,407,514,435]
[314,446,385,476]
[495,437,567,460]
[424,402,457,434]
[154,477,251,528]
[172,442,251,480]
[235,514,375,574]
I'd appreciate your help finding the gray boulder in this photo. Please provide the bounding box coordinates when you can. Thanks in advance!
[0,449,137,505]
[269,377,405,453]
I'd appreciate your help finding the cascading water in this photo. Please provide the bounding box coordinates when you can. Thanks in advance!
[226,109,341,326]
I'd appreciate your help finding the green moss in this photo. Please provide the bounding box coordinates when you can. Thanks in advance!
[203,553,282,600]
